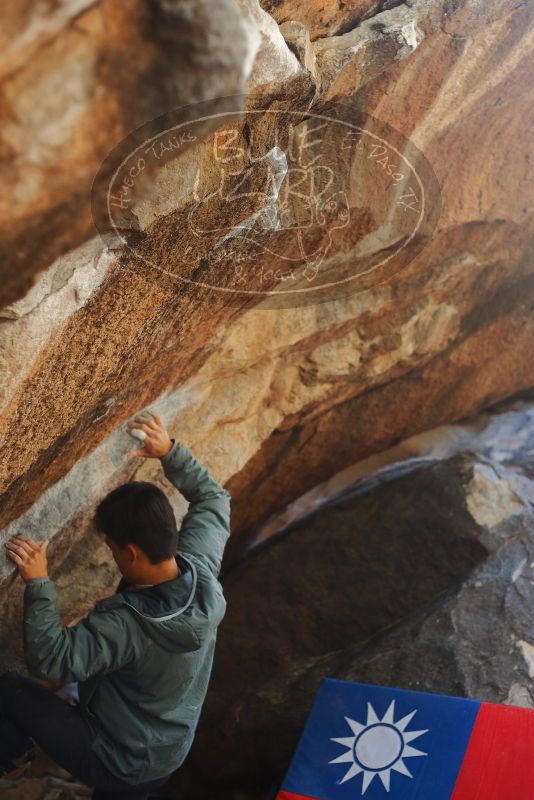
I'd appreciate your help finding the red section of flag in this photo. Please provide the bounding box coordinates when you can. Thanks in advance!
[451,701,534,800]
[276,792,320,800]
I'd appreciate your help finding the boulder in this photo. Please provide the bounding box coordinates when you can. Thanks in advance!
[169,450,534,798]
[0,5,532,790]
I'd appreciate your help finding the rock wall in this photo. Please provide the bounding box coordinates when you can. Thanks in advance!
[1,0,532,547]
[0,0,533,736]
[0,0,532,708]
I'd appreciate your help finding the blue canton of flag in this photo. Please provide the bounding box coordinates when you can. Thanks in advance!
[277,679,480,800]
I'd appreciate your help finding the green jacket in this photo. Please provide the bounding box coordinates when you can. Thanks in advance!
[23,441,231,785]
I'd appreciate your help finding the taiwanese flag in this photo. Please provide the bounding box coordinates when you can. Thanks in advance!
[276,678,534,800]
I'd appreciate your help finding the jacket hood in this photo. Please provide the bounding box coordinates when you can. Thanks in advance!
[96,554,201,652]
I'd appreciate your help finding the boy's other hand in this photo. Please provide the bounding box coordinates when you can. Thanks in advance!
[127,410,173,459]
[5,537,49,581]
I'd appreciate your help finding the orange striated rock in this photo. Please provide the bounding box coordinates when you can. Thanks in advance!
[0,0,254,308]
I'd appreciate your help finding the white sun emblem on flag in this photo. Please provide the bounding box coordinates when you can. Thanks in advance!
[329,700,428,794]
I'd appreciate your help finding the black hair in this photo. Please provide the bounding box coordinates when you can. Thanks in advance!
[94,481,178,564]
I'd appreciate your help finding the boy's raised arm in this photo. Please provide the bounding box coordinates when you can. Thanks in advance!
[160,441,231,577]
[127,411,231,578]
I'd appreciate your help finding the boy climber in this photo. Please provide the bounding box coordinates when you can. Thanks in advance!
[1,411,231,800]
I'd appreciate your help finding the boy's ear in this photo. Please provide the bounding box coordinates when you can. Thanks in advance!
[125,542,136,561]
[127,542,143,562]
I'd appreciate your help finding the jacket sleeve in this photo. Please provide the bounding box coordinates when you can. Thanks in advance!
[23,577,137,684]
[160,441,231,578]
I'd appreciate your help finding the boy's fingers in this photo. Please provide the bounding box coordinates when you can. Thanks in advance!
[133,415,158,431]
[133,414,151,423]
[147,410,163,428]
[9,539,42,557]
[127,418,152,432]
[6,546,26,561]
[7,540,33,557]
[130,421,155,436]
[6,547,27,562]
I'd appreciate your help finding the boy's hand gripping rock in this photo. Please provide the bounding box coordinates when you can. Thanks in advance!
[5,537,49,581]
[127,410,173,459]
